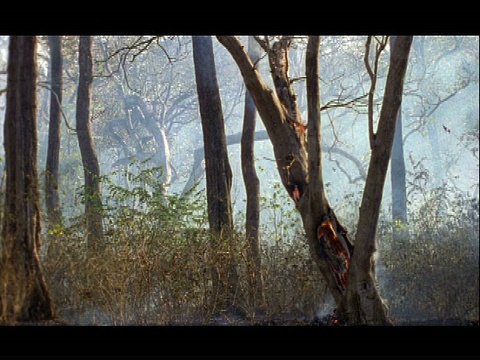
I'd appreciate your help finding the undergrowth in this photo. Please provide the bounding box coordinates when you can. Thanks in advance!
[33,167,480,325]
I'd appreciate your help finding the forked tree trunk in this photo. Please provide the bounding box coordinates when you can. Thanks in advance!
[76,35,104,248]
[0,36,56,322]
[217,35,352,307]
[218,35,413,324]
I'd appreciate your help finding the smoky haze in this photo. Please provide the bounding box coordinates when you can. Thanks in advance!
[0,35,477,325]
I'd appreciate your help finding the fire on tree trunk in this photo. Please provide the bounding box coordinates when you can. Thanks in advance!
[218,35,413,325]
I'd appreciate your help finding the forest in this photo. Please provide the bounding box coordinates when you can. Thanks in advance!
[0,35,478,327]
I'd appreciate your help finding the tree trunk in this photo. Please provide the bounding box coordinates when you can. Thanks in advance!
[391,104,408,224]
[192,35,239,313]
[0,36,56,322]
[76,35,104,249]
[241,36,265,311]
[45,35,63,229]
[390,36,408,227]
[218,35,413,325]
[340,36,413,325]
[217,35,353,307]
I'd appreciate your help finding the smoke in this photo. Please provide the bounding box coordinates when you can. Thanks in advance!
[315,292,336,319]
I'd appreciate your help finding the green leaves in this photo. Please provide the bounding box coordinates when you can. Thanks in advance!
[103,162,207,236]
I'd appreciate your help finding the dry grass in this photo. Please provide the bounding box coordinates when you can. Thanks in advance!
[39,217,479,326]
[379,225,479,325]
[40,221,327,325]
[4,172,478,326]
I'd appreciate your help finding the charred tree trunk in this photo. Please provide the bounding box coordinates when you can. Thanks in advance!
[217,35,353,307]
[241,36,265,311]
[192,36,239,313]
[45,35,63,229]
[301,36,354,306]
[218,35,413,325]
[76,36,104,249]
[0,36,56,322]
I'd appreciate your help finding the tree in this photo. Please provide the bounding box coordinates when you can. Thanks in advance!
[0,36,56,322]
[241,36,265,311]
[45,35,63,229]
[192,35,239,313]
[76,35,104,248]
[96,36,198,192]
[218,35,413,325]
[339,36,413,324]
[217,35,351,309]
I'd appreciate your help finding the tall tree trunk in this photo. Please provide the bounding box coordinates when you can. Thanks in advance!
[340,36,413,325]
[76,35,104,249]
[192,36,239,313]
[45,35,63,229]
[390,36,408,228]
[241,36,265,312]
[0,36,56,322]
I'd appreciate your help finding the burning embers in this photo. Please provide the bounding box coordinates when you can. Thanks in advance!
[317,219,352,294]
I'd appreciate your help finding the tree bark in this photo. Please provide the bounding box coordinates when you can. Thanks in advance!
[241,36,265,311]
[340,36,413,325]
[76,35,104,248]
[217,36,309,202]
[192,36,239,313]
[0,36,56,322]
[45,35,63,229]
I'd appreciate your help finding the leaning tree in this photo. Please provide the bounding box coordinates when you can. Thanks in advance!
[217,35,412,325]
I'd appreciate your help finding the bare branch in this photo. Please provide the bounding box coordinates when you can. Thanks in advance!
[320,93,368,111]
[38,82,76,133]
[364,36,389,149]
[253,36,269,52]
[364,36,375,148]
